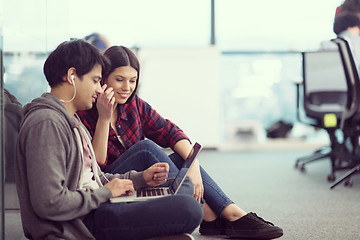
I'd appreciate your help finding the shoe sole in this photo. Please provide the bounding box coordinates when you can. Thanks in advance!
[149,233,194,240]
[199,229,225,236]
[226,229,283,239]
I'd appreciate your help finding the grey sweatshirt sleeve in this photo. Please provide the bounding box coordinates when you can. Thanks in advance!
[18,118,111,221]
[102,171,148,189]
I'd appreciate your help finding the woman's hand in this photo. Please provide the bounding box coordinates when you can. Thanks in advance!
[96,84,115,122]
[143,163,169,187]
[91,85,115,165]
[187,160,203,203]
[105,178,135,197]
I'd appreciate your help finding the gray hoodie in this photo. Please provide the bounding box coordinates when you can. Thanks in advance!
[16,93,147,240]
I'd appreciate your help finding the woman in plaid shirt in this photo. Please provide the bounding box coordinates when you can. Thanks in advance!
[78,46,283,240]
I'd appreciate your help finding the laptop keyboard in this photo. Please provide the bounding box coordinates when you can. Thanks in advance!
[137,188,171,197]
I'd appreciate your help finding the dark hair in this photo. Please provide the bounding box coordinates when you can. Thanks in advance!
[103,46,140,103]
[334,13,360,34]
[339,0,360,14]
[84,32,110,52]
[43,39,107,87]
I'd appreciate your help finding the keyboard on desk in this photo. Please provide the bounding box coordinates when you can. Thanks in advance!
[136,187,171,197]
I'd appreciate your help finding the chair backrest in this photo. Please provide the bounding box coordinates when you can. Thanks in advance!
[331,38,360,129]
[301,50,348,122]
[4,89,23,182]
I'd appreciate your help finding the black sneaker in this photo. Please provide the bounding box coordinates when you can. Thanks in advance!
[199,217,226,235]
[225,212,283,239]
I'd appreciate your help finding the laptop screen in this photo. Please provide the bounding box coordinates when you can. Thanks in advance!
[170,142,202,194]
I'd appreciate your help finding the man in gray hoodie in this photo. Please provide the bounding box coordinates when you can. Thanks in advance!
[15,39,202,240]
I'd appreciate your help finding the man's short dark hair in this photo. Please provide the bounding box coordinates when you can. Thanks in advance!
[333,13,360,35]
[339,0,360,14]
[43,39,107,87]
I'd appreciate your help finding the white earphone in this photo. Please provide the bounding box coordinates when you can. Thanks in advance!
[60,75,77,103]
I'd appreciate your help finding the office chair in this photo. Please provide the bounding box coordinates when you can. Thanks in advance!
[4,88,23,210]
[4,89,23,183]
[294,49,350,182]
[329,38,360,189]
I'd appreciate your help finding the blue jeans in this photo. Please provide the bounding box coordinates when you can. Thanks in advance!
[106,139,233,217]
[83,195,203,240]
[84,140,203,239]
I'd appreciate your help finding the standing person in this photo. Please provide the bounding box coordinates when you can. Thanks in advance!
[335,0,360,19]
[333,13,360,72]
[78,45,284,239]
[15,39,203,240]
[84,32,111,52]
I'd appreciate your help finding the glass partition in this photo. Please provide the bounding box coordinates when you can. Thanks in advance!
[216,0,342,51]
[67,0,210,48]
[220,51,302,143]
[3,0,70,106]
[3,1,69,239]
[0,0,4,238]
[0,0,344,239]
[0,24,4,240]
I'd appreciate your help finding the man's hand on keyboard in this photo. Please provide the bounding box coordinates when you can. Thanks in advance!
[105,179,135,197]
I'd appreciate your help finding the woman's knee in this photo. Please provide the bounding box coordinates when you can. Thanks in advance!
[177,176,194,196]
[137,139,159,150]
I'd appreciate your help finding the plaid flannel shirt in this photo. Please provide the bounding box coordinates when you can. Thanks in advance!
[78,95,189,170]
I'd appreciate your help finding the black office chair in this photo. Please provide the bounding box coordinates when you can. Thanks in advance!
[294,49,351,182]
[4,88,23,183]
[4,88,23,210]
[329,38,360,189]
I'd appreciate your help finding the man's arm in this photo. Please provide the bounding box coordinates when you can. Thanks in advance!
[21,118,111,221]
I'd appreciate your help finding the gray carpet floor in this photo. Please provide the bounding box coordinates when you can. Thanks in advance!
[5,148,360,240]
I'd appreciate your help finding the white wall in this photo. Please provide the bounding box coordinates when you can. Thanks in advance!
[138,47,221,148]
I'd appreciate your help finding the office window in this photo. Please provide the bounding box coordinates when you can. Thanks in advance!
[68,0,211,48]
[216,0,343,51]
[1,0,5,238]
[220,52,302,142]
[2,1,68,239]
[0,43,4,240]
[3,0,68,105]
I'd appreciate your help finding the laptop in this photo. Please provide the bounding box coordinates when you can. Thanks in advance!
[110,142,202,203]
